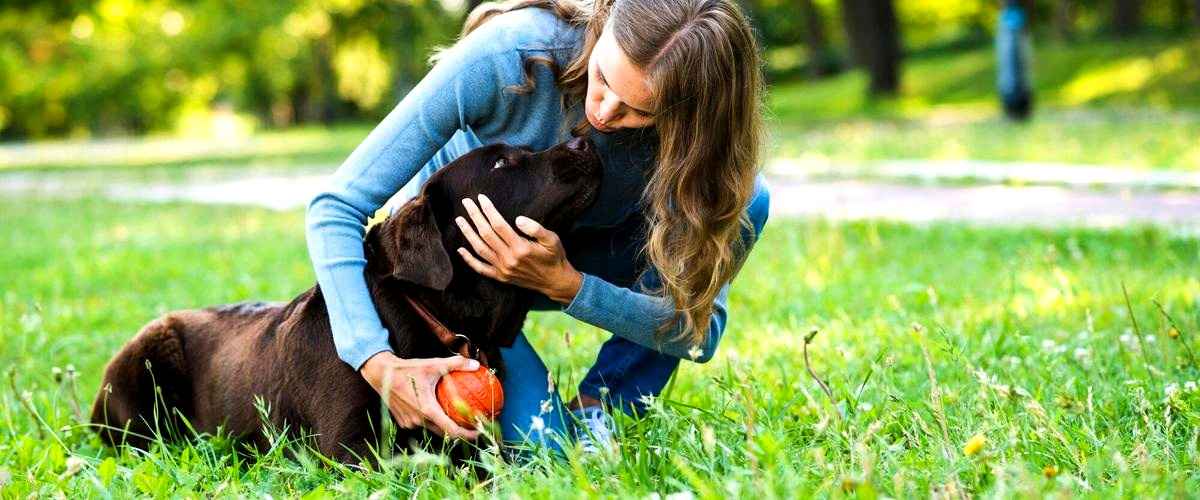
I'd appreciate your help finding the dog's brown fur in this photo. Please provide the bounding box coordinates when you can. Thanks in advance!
[90,138,602,463]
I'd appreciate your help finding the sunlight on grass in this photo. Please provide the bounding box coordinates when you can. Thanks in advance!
[1060,47,1188,105]
[770,108,1200,170]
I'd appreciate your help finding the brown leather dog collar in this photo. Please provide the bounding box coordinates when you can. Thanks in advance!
[402,295,489,367]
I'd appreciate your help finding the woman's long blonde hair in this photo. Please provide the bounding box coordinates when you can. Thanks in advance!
[463,0,764,347]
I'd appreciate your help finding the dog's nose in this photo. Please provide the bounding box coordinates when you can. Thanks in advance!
[566,136,591,152]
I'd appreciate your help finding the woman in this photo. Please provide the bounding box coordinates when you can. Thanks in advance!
[305,0,770,451]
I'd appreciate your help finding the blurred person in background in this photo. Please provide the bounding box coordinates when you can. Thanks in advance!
[998,0,1034,120]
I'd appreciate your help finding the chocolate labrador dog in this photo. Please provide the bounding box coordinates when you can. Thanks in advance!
[90,137,602,463]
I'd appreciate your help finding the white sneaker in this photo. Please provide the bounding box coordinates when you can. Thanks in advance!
[570,406,616,454]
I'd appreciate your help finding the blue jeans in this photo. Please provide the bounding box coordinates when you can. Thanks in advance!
[497,330,679,450]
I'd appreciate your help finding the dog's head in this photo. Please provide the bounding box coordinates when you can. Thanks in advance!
[373,137,602,291]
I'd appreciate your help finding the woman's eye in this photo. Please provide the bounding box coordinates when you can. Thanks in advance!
[493,158,506,170]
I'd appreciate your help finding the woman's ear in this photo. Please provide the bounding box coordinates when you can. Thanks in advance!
[378,197,454,290]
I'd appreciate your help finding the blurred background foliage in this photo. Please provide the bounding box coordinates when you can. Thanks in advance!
[0,0,1196,140]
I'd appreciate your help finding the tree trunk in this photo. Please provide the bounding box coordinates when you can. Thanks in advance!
[799,0,837,77]
[301,37,337,123]
[1053,0,1074,40]
[1172,0,1189,29]
[1112,0,1141,36]
[840,0,902,95]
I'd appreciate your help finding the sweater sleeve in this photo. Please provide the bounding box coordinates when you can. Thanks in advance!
[561,178,772,363]
[305,28,513,370]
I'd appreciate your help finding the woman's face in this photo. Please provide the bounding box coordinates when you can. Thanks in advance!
[585,26,655,133]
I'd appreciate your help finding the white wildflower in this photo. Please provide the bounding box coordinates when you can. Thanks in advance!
[539,399,552,416]
[1185,381,1198,393]
[665,491,696,500]
[687,345,704,361]
[1073,347,1091,362]
[1165,383,1181,399]
[59,456,85,480]
[530,416,545,433]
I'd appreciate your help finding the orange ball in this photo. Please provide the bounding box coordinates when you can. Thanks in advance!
[436,368,504,429]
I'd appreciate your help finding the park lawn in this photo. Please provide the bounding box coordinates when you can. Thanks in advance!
[767,34,1200,169]
[1,196,1199,497]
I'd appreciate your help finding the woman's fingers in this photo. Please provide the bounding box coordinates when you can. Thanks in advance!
[369,355,484,440]
[422,417,446,437]
[457,247,501,280]
[477,194,522,245]
[461,198,506,251]
[421,400,480,440]
[515,216,559,248]
[455,216,499,263]
[438,355,481,373]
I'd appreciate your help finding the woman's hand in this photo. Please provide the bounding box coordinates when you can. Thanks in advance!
[455,194,583,304]
[359,351,481,440]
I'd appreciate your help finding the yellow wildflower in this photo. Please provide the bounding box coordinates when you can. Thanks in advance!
[963,433,986,456]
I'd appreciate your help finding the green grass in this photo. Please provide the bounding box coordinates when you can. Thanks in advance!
[767,35,1200,169]
[0,124,371,173]
[2,196,1200,496]
[769,108,1200,170]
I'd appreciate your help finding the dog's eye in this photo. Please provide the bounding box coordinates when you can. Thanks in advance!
[493,158,506,170]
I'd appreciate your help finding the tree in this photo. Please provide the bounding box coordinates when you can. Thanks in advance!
[1052,0,1075,40]
[840,0,902,95]
[799,0,838,77]
[1112,0,1141,36]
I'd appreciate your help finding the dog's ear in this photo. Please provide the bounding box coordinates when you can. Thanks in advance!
[379,197,453,290]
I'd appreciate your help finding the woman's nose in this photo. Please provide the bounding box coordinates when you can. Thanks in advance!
[596,91,622,122]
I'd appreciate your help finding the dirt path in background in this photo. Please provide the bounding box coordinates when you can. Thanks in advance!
[2,163,1198,230]
[766,176,1200,229]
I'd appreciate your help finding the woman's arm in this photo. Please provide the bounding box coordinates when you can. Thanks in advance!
[456,177,771,363]
[305,27,512,371]
[562,178,771,362]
